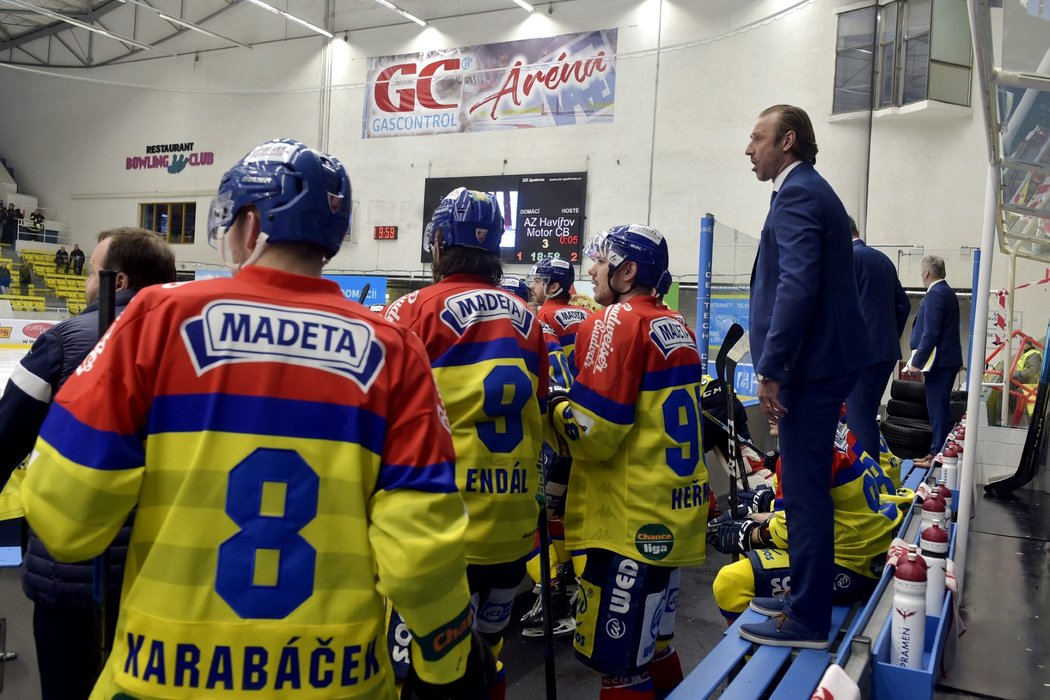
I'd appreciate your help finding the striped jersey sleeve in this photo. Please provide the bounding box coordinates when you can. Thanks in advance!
[21,267,472,698]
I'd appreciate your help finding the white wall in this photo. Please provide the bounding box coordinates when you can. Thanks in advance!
[0,0,1044,339]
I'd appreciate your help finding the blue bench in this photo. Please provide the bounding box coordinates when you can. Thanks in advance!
[670,460,931,699]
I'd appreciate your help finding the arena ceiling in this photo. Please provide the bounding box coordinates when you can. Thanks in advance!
[0,0,598,68]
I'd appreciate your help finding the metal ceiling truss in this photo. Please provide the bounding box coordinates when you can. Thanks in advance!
[0,0,251,66]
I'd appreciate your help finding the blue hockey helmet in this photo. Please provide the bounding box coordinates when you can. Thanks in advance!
[208,138,351,258]
[425,187,503,255]
[528,256,574,294]
[584,224,672,295]
[500,276,530,303]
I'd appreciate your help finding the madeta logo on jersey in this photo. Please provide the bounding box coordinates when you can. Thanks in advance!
[364,29,617,139]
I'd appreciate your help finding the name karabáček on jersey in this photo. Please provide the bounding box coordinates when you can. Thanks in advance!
[440,289,534,338]
[121,631,383,692]
[181,301,385,390]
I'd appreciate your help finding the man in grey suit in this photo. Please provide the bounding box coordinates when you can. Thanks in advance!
[845,217,910,459]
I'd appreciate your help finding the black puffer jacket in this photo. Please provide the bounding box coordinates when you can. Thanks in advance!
[0,290,137,609]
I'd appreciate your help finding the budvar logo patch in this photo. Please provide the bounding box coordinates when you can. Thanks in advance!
[649,318,693,358]
[181,301,385,390]
[441,289,534,338]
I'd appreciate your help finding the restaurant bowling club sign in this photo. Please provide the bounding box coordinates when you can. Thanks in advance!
[364,29,617,138]
[125,142,216,174]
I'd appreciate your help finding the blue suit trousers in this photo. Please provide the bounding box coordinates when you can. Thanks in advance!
[777,370,859,634]
[925,366,959,455]
[845,360,897,459]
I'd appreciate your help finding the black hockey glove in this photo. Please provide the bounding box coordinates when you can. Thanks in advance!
[739,485,775,514]
[706,513,763,556]
[400,630,496,700]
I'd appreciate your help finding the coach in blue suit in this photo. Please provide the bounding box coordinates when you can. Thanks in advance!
[846,218,910,459]
[739,105,870,649]
[906,255,963,461]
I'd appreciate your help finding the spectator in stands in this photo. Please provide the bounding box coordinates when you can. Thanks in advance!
[3,205,16,245]
[70,243,85,275]
[30,209,45,230]
[0,263,10,294]
[0,207,7,245]
[0,227,177,700]
[18,260,31,295]
[54,246,69,273]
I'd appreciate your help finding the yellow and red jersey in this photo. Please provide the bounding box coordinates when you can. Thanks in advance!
[767,416,907,579]
[537,298,591,382]
[21,266,472,699]
[551,295,709,567]
[385,274,547,566]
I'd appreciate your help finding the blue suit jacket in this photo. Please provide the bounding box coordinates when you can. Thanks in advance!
[749,162,870,384]
[910,279,963,369]
[853,239,910,364]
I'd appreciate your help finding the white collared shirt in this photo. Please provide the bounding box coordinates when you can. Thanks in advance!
[772,160,802,196]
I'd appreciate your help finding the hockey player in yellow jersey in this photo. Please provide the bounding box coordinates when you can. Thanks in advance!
[709,414,909,623]
[548,225,710,700]
[20,139,490,700]
[385,188,547,699]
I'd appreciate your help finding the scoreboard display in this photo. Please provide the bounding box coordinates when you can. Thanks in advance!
[420,172,587,265]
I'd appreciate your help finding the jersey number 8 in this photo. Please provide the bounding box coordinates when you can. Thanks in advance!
[217,448,319,619]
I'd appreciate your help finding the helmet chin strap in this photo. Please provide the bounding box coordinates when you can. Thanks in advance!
[606,263,637,304]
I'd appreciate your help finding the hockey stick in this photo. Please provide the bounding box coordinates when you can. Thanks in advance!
[538,436,566,700]
[357,283,371,304]
[715,323,745,518]
[700,407,764,455]
[93,269,117,673]
[986,318,1050,495]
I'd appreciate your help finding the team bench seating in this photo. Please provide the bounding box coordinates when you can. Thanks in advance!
[670,460,932,699]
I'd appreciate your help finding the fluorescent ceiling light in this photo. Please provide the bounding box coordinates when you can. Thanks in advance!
[243,0,334,38]
[512,0,536,11]
[372,0,428,27]
[0,0,174,55]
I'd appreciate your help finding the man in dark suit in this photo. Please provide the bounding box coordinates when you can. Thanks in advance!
[739,104,869,649]
[905,255,963,463]
[845,217,910,459]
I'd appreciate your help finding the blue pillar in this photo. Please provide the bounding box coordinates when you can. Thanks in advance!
[697,213,715,372]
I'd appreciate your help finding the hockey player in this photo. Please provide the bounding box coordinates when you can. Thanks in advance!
[548,224,710,700]
[385,188,547,699]
[20,139,488,700]
[528,256,590,380]
[709,414,909,625]
[519,257,593,638]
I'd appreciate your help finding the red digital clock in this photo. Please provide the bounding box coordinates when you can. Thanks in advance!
[373,225,398,240]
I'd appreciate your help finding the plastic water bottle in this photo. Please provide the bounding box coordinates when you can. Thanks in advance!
[920,492,946,531]
[920,519,949,614]
[935,481,953,523]
[892,545,927,669]
[940,442,961,490]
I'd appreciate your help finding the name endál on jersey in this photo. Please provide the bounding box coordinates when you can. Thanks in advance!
[464,465,529,494]
[120,632,383,693]
[440,290,534,338]
[181,301,385,390]
[648,318,694,359]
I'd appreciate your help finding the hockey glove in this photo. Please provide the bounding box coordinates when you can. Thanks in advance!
[706,513,763,556]
[548,383,570,413]
[400,629,496,700]
[741,485,776,514]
